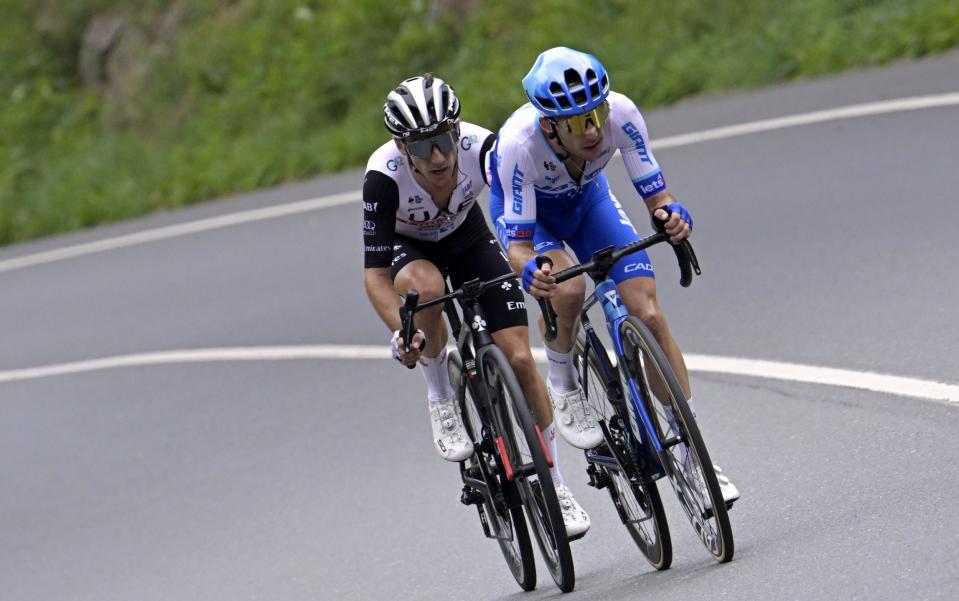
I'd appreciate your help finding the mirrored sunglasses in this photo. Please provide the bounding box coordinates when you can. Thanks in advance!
[404,128,459,159]
[555,100,610,135]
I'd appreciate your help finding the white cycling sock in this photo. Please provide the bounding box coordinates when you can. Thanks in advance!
[544,422,564,486]
[545,346,578,393]
[420,348,455,403]
[686,397,697,418]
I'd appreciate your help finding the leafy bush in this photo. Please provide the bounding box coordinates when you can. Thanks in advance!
[2,0,957,245]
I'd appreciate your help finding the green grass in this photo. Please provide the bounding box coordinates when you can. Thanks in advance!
[2,0,958,246]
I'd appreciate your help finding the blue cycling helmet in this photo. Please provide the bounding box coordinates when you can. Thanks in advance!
[523,47,610,118]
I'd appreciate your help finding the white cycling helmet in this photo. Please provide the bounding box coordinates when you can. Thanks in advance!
[383,74,461,138]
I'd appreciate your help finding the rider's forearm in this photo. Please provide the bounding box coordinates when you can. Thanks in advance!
[507,241,536,275]
[643,190,675,213]
[364,268,403,332]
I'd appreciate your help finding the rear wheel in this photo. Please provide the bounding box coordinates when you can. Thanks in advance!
[619,317,734,563]
[575,332,672,570]
[481,347,575,592]
[450,350,536,591]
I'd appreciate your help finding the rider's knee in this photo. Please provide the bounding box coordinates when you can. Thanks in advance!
[406,276,446,319]
[635,306,668,339]
[504,346,537,378]
[552,277,587,318]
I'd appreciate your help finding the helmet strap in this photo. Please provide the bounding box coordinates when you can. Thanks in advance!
[547,120,571,161]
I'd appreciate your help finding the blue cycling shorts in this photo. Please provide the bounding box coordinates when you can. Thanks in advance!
[490,172,655,283]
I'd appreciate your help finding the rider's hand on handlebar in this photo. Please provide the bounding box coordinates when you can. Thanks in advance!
[522,256,556,300]
[391,329,425,368]
[653,202,693,244]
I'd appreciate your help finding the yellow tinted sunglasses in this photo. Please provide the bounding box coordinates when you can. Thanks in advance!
[554,101,610,135]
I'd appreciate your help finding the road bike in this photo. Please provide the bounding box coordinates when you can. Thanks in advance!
[537,226,735,565]
[400,272,576,592]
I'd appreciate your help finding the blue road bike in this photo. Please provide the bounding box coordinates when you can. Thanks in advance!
[538,228,734,566]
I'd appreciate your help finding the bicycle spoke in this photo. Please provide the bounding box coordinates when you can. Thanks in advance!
[620,317,734,563]
[575,330,672,570]
[450,350,536,590]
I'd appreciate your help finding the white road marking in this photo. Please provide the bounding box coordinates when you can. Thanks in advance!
[652,92,959,149]
[3,92,959,274]
[0,192,360,273]
[1,345,956,405]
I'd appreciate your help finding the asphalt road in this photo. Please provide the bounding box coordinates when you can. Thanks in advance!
[2,51,959,600]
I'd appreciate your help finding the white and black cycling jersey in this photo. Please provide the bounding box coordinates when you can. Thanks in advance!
[363,122,496,268]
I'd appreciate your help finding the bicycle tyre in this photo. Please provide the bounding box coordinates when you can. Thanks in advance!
[449,350,536,591]
[481,346,575,592]
[619,316,734,562]
[574,333,672,570]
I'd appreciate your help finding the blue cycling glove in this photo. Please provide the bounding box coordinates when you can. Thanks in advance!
[521,256,540,292]
[657,202,693,229]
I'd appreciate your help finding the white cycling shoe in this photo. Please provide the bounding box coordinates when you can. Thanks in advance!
[547,381,604,450]
[429,397,473,462]
[556,484,591,540]
[694,463,740,511]
[712,465,740,508]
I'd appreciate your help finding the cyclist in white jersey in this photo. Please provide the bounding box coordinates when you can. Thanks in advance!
[489,48,739,507]
[363,74,591,536]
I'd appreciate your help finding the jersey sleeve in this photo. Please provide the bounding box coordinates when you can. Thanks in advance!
[362,170,400,268]
[479,133,495,186]
[610,93,668,199]
[496,137,537,243]
[458,122,495,187]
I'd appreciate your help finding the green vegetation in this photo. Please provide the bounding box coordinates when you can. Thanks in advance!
[2,0,958,245]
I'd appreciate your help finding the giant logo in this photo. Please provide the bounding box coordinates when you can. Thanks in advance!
[511,165,524,214]
[621,122,653,165]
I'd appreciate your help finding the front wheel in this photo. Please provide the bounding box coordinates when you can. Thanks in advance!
[481,346,575,592]
[619,316,734,562]
[575,331,672,570]
[450,350,536,591]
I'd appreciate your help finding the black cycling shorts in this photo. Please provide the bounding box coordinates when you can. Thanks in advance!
[388,226,528,334]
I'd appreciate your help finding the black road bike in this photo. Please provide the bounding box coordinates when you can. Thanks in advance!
[400,272,575,592]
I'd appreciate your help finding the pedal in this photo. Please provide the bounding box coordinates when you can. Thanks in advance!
[586,464,610,490]
[460,485,483,506]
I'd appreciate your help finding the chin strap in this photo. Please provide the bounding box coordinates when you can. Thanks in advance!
[545,120,572,161]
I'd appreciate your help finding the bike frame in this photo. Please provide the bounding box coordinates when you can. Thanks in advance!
[442,278,550,483]
[582,277,667,480]
[448,289,512,469]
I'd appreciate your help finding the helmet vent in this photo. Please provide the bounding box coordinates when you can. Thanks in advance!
[585,69,602,101]
[535,95,555,110]
[564,68,588,106]
[548,82,571,110]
